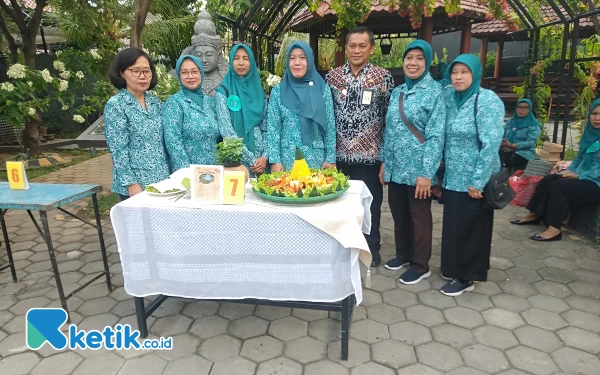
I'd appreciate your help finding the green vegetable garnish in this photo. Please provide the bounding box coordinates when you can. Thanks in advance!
[181,177,191,190]
[145,186,160,193]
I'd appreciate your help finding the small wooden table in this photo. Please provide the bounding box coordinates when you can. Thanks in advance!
[0,183,112,320]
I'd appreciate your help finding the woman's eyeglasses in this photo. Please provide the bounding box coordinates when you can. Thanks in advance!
[127,69,152,78]
[179,70,201,78]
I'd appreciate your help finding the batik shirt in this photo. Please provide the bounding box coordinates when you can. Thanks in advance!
[325,62,394,164]
[568,147,600,188]
[503,124,541,161]
[442,87,505,192]
[162,91,239,172]
[104,89,170,196]
[382,74,445,186]
[266,84,336,170]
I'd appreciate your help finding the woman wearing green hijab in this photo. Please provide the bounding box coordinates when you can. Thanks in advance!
[266,41,336,171]
[215,44,268,175]
[511,98,600,241]
[163,55,241,171]
[500,98,542,174]
[439,54,505,296]
[380,40,446,285]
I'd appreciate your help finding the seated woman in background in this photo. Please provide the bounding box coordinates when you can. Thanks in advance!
[511,99,600,241]
[500,98,542,174]
[104,48,170,201]
[163,55,238,172]
[215,43,268,176]
[267,41,336,171]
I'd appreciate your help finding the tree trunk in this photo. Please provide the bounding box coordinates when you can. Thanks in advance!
[131,0,152,48]
[0,14,19,64]
[21,36,36,68]
[584,0,600,36]
[22,113,41,158]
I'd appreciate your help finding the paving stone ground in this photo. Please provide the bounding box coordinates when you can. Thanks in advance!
[1,154,600,375]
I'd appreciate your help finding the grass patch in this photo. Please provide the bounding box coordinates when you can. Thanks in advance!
[86,193,119,218]
[563,148,577,161]
[0,149,108,181]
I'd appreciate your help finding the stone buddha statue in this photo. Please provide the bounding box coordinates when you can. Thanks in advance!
[181,10,228,96]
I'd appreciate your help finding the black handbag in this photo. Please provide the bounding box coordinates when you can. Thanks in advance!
[473,93,515,210]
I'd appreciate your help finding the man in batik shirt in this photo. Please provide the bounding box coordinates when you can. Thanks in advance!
[325,26,394,267]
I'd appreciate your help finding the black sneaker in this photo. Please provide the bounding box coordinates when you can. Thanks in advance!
[370,254,382,267]
[440,279,474,296]
[384,257,410,271]
[399,269,431,285]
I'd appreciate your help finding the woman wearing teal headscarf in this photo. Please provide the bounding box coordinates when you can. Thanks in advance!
[215,44,268,175]
[512,98,600,241]
[266,41,336,171]
[439,54,505,297]
[163,55,241,171]
[500,98,542,174]
[380,40,446,285]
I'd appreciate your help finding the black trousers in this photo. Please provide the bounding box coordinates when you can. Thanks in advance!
[441,189,494,282]
[527,174,600,229]
[119,194,129,202]
[337,162,382,260]
[388,182,432,273]
[500,150,529,175]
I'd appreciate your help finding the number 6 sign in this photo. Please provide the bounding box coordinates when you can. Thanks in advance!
[223,171,245,205]
[6,161,29,190]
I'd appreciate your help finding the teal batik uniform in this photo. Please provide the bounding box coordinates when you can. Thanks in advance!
[504,98,542,161]
[215,44,268,174]
[266,41,336,170]
[163,55,240,171]
[104,89,170,196]
[568,98,600,188]
[382,73,445,185]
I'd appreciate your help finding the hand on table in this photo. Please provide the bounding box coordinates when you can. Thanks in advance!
[250,157,267,174]
[128,184,143,197]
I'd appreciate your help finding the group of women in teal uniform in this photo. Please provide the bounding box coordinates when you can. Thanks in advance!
[104,40,600,297]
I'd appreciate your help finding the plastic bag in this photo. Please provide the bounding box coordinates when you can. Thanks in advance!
[509,170,543,207]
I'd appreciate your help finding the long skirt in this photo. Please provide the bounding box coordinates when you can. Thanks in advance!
[441,189,494,282]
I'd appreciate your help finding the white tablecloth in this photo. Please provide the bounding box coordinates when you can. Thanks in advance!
[110,180,372,305]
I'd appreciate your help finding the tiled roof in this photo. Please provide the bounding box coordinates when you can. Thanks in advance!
[4,0,37,9]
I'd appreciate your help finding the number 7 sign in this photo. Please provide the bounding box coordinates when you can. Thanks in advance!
[223,171,245,205]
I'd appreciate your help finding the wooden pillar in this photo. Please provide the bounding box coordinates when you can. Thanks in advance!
[418,17,433,44]
[335,29,347,68]
[460,24,472,54]
[494,40,504,79]
[479,37,489,75]
[310,33,319,69]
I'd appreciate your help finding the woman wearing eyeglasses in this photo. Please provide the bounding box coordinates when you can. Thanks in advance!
[500,99,542,174]
[104,48,170,200]
[163,55,237,172]
[215,43,268,176]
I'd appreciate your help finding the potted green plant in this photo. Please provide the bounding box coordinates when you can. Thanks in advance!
[216,136,249,183]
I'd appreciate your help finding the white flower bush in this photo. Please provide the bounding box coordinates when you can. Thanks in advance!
[1,82,15,92]
[73,115,85,123]
[41,69,53,83]
[60,71,71,79]
[90,49,102,60]
[27,81,33,87]
[266,74,281,87]
[7,63,26,79]
[62,105,69,111]
[28,108,36,116]
[76,71,85,79]
[53,60,66,72]
[58,80,69,92]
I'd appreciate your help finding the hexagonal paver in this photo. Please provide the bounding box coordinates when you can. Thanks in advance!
[396,363,442,374]
[538,268,577,284]
[199,334,241,362]
[561,310,600,333]
[416,342,463,372]
[257,357,302,375]
[522,309,567,331]
[372,339,416,369]
[406,305,444,327]
[382,289,418,308]
[351,362,395,375]
[77,313,119,332]
[526,294,569,313]
[255,306,292,321]
[542,257,577,271]
[329,305,366,322]
[72,352,124,375]
[498,280,538,298]
[462,344,510,373]
[284,336,326,364]
[304,360,349,375]
[455,292,493,311]
[77,297,117,316]
[240,335,284,362]
[446,367,488,375]
[418,290,457,309]
[564,295,600,314]
[443,307,484,329]
[569,280,600,299]
[505,267,542,283]
[512,256,545,270]
[308,318,342,342]
[482,308,525,330]
[349,319,389,344]
[150,314,192,337]
[512,326,562,354]
[0,352,40,375]
[218,303,254,320]
[162,355,211,375]
[557,327,600,354]
[291,308,327,322]
[551,347,600,375]
[269,316,307,341]
[181,301,219,319]
[506,346,559,375]
[210,356,256,375]
[0,295,17,310]
[368,275,397,292]
[361,289,383,306]
[472,325,518,350]
[327,339,370,368]
[534,280,573,299]
[366,304,404,325]
[431,323,475,349]
[190,315,228,339]
[9,296,51,314]
[389,321,432,346]
[491,294,532,313]
[31,351,84,375]
[156,334,199,361]
[229,316,269,339]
